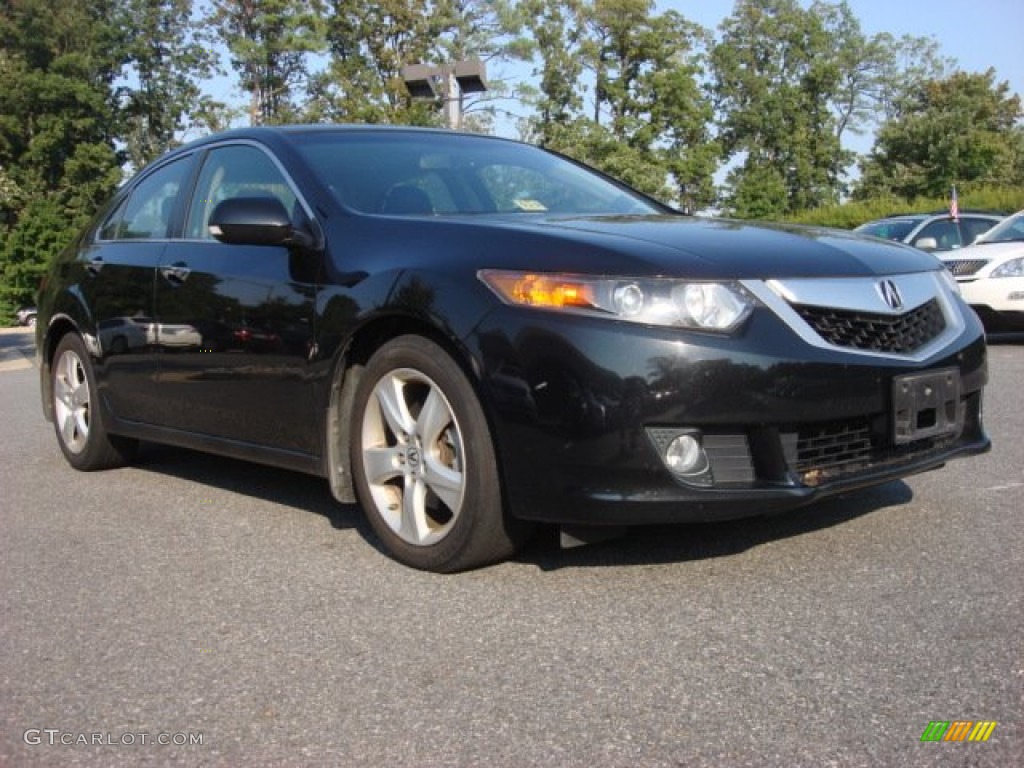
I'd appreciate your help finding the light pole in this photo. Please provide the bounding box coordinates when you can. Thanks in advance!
[400,59,488,130]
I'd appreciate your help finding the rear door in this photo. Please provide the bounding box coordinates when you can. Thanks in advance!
[78,155,192,422]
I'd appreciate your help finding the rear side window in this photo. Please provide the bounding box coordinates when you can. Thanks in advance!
[185,145,297,240]
[101,157,190,240]
[960,217,997,246]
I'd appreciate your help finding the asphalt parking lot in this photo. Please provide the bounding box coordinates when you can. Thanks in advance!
[1,326,1021,767]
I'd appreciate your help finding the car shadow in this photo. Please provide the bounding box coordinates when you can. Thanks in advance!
[133,443,367,534]
[133,442,914,571]
[514,481,914,571]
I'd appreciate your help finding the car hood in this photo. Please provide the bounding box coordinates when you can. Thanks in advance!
[476,214,942,279]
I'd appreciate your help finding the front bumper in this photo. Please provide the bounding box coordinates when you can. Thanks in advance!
[470,303,990,526]
[959,275,1024,329]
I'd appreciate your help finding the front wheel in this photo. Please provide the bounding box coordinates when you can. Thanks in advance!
[350,336,531,572]
[51,334,138,470]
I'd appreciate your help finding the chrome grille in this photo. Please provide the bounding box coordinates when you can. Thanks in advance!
[794,298,946,354]
[943,259,988,277]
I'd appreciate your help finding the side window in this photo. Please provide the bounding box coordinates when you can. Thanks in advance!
[914,220,961,251]
[108,158,190,240]
[186,145,297,240]
[960,218,996,246]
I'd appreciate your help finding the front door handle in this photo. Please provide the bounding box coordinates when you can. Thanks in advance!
[160,262,191,284]
[86,257,104,276]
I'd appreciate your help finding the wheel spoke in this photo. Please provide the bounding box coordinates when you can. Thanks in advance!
[363,446,402,485]
[62,353,80,387]
[72,382,89,408]
[60,408,78,446]
[373,376,413,438]
[74,408,89,440]
[416,386,451,446]
[54,375,71,405]
[399,476,429,543]
[423,457,463,512]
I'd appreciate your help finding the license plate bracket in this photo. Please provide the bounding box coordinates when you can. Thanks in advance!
[892,367,962,445]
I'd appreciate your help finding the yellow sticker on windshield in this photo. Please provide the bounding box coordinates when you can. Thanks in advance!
[513,199,547,212]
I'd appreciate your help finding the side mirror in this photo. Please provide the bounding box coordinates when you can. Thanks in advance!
[914,237,938,251]
[209,197,316,249]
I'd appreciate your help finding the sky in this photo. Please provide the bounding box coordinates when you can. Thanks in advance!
[655,0,1024,160]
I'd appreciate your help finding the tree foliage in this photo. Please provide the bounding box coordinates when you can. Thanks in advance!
[0,0,124,317]
[1,0,1022,322]
[710,0,961,218]
[119,0,226,171]
[521,0,718,210]
[857,69,1024,199]
[207,0,327,125]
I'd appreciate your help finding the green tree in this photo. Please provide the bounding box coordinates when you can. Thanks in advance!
[0,0,123,318]
[119,0,227,171]
[857,69,1024,199]
[711,0,844,217]
[307,0,452,125]
[520,0,586,145]
[523,0,717,209]
[208,0,326,125]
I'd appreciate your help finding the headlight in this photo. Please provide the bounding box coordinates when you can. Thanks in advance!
[990,257,1024,278]
[478,270,756,332]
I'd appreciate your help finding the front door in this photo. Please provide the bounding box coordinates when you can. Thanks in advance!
[153,144,320,455]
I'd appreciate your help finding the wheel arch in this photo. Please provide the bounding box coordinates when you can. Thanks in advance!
[39,315,84,424]
[324,313,501,507]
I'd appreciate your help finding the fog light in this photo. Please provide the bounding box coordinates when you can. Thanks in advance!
[646,427,714,486]
[665,434,700,472]
[666,434,711,483]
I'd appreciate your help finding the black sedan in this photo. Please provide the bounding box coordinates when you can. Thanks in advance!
[36,126,990,571]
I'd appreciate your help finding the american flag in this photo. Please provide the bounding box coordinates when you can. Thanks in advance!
[950,185,959,219]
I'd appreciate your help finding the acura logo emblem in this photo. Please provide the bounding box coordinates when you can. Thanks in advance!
[878,279,903,310]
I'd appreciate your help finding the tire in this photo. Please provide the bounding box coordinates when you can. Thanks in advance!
[51,333,138,471]
[350,335,531,572]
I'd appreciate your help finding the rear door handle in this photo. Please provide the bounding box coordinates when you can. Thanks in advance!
[160,262,191,284]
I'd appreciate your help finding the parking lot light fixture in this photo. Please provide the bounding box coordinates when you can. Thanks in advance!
[401,59,488,130]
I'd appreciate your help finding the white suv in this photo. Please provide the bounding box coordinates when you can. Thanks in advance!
[940,210,1024,330]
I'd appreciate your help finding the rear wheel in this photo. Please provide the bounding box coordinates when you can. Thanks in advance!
[350,336,531,572]
[51,334,138,470]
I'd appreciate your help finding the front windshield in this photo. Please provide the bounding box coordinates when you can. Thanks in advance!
[291,131,660,216]
[976,211,1024,244]
[854,219,919,241]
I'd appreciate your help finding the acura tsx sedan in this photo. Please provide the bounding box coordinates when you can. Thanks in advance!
[36,126,990,571]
